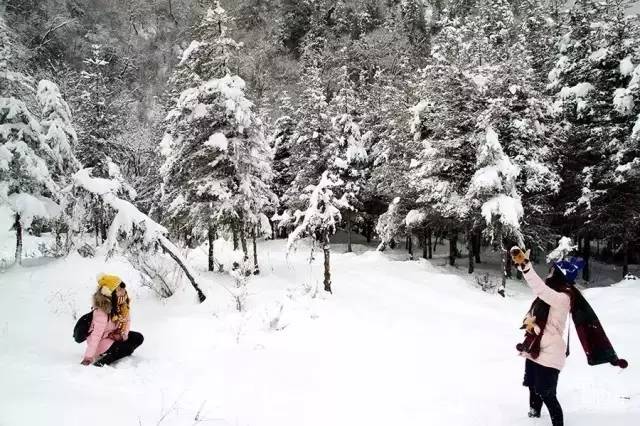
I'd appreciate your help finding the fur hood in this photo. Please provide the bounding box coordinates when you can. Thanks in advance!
[93,291,112,313]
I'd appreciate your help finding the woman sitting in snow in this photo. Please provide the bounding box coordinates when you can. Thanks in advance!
[81,274,144,367]
[510,246,627,426]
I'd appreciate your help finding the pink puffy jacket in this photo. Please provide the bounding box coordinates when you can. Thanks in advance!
[520,268,571,371]
[83,309,130,362]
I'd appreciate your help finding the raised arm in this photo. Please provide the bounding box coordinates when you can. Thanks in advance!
[522,267,570,309]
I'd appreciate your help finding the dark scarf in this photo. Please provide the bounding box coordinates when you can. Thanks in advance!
[517,268,628,369]
[517,292,570,359]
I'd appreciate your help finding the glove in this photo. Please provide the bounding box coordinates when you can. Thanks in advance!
[510,246,531,272]
[81,358,92,366]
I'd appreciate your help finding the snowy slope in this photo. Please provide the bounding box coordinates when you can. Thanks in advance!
[0,239,638,426]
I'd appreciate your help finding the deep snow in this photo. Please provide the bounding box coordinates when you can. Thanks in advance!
[0,237,638,426]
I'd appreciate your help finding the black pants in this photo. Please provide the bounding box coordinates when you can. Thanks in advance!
[94,331,144,366]
[523,359,563,426]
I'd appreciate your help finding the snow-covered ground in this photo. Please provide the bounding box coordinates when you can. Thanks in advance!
[0,237,638,426]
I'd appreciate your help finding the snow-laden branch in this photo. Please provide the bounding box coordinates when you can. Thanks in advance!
[72,168,206,302]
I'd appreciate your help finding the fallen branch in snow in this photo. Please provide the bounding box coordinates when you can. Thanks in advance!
[158,237,206,302]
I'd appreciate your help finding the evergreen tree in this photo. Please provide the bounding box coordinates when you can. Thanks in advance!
[549,0,640,277]
[161,3,276,269]
[282,57,332,213]
[0,94,60,264]
[328,66,369,252]
[466,126,524,291]
[287,171,342,293]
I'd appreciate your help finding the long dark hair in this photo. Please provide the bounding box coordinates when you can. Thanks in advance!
[530,266,572,318]
[110,282,128,318]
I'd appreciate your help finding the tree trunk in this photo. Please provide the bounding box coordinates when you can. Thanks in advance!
[158,237,206,302]
[448,229,457,266]
[14,213,22,265]
[346,210,353,253]
[207,225,215,272]
[408,234,413,259]
[323,232,332,293]
[422,229,428,259]
[433,233,438,253]
[498,228,506,297]
[583,234,591,282]
[240,225,248,260]
[622,233,629,278]
[99,200,107,243]
[252,226,259,275]
[427,229,432,259]
[473,231,481,263]
[232,223,239,250]
[577,235,583,254]
[467,228,474,274]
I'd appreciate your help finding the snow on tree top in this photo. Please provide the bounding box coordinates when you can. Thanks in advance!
[613,88,634,115]
[205,132,228,151]
[7,193,60,228]
[546,236,577,263]
[620,56,635,76]
[73,168,121,195]
[405,209,427,227]
[179,41,204,66]
[589,47,608,62]
[560,82,595,99]
[481,194,523,230]
[202,75,252,130]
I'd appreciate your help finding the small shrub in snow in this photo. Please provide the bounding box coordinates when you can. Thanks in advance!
[130,251,181,299]
[76,243,96,258]
[475,273,498,293]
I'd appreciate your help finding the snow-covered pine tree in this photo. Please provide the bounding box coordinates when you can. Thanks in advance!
[36,80,81,181]
[0,77,60,264]
[36,80,82,253]
[271,92,298,212]
[549,0,640,278]
[161,2,276,271]
[409,64,480,266]
[287,171,342,293]
[328,66,369,252]
[376,197,403,251]
[228,113,278,270]
[281,54,332,214]
[466,126,524,292]
[168,1,242,97]
[70,44,129,167]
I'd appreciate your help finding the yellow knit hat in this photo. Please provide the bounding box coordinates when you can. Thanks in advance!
[97,273,122,296]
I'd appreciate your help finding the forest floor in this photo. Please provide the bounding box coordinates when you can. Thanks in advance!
[0,230,639,425]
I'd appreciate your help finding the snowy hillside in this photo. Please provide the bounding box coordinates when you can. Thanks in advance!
[0,239,637,426]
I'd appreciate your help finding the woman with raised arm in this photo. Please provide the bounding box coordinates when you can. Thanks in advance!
[510,246,627,426]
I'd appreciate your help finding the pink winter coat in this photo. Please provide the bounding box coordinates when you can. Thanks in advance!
[520,268,571,371]
[83,309,130,362]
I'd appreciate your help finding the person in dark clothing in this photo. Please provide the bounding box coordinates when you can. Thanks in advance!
[94,331,144,366]
[524,359,563,425]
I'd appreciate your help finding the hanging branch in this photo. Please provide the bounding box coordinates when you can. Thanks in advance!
[32,18,76,50]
